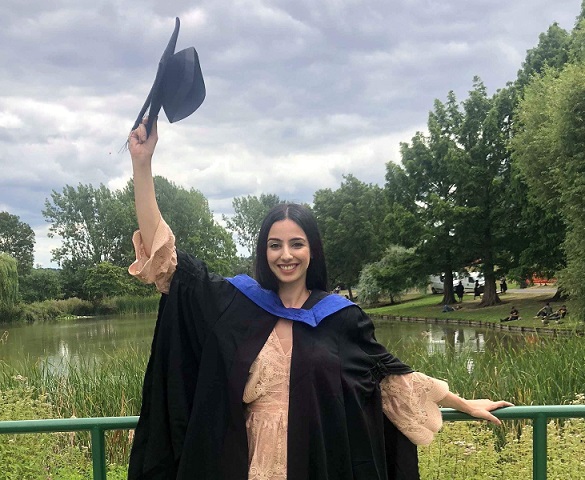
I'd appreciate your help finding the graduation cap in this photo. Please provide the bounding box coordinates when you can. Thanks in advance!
[131,17,206,138]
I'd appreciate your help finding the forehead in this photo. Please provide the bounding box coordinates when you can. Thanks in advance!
[267,219,307,239]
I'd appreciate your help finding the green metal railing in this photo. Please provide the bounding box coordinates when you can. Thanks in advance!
[1,405,584,479]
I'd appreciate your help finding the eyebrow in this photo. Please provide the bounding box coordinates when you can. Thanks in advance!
[267,237,307,242]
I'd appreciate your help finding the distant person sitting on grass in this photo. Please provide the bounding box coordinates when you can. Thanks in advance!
[547,305,568,323]
[501,306,520,322]
[535,302,553,318]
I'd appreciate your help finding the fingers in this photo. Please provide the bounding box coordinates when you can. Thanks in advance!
[128,123,147,145]
[129,116,158,144]
[481,400,514,425]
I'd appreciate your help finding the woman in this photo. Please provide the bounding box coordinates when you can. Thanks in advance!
[127,118,511,480]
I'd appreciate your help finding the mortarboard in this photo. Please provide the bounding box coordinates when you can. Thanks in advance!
[131,17,206,138]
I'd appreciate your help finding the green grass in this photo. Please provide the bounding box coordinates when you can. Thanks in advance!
[365,290,583,332]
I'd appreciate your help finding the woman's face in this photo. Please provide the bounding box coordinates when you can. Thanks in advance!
[266,219,311,290]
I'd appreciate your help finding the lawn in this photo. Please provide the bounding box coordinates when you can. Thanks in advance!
[363,287,583,333]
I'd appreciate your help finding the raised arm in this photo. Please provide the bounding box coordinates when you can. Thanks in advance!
[128,117,160,257]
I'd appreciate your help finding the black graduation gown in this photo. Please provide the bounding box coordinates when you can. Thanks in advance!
[128,251,420,480]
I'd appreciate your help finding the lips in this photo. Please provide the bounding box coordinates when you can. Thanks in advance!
[279,264,297,271]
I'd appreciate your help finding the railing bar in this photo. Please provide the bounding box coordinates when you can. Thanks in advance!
[91,426,107,480]
[533,414,548,480]
[1,407,585,479]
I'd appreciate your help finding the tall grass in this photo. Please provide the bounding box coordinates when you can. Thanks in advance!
[402,335,585,406]
[109,295,160,315]
[1,331,584,475]
[0,348,147,465]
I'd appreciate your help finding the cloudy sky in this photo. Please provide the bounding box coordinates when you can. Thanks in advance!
[0,0,580,267]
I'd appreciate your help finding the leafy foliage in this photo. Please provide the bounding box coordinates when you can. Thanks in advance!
[0,253,18,309]
[358,246,424,306]
[83,262,136,301]
[0,212,35,276]
[313,175,388,298]
[43,183,134,269]
[224,194,284,258]
[19,268,62,303]
[513,62,585,319]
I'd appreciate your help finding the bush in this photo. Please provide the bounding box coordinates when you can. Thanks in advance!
[0,384,90,479]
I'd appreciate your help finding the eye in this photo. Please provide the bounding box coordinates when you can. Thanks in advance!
[292,241,306,248]
[268,242,281,249]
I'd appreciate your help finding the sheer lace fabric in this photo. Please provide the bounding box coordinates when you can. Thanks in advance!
[244,328,291,480]
[380,372,448,446]
[128,217,177,294]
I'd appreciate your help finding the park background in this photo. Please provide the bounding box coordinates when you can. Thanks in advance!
[2,1,585,478]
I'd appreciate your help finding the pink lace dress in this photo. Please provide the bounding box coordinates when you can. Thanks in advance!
[129,219,450,479]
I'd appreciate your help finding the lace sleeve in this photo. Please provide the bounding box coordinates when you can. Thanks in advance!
[380,372,449,446]
[128,217,177,294]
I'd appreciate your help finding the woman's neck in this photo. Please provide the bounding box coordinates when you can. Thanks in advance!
[278,284,311,309]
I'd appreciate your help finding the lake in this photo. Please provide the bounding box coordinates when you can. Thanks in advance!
[0,314,525,370]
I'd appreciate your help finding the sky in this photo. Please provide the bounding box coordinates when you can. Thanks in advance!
[0,0,581,267]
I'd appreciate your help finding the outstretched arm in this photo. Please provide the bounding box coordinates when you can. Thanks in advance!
[439,392,513,426]
[128,117,160,257]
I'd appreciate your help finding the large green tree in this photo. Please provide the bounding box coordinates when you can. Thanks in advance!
[19,268,62,303]
[392,91,473,305]
[313,175,388,299]
[456,80,521,306]
[516,22,570,89]
[43,183,134,269]
[512,62,585,318]
[0,212,35,276]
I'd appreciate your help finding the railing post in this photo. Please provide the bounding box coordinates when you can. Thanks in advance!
[533,414,547,480]
[91,426,107,480]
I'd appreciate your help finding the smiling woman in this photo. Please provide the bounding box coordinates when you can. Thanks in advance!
[125,111,512,479]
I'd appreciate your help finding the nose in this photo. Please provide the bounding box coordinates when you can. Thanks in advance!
[281,245,293,261]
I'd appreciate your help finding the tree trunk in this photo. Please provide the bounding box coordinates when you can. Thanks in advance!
[551,287,568,302]
[479,275,501,306]
[440,271,457,305]
[348,286,354,302]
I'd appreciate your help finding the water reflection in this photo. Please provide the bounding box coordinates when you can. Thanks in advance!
[0,315,533,371]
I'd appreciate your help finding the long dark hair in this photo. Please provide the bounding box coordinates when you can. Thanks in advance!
[255,203,328,292]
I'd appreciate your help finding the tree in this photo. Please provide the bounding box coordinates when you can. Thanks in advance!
[516,23,570,89]
[0,253,18,310]
[456,80,520,306]
[393,91,472,305]
[43,183,134,270]
[0,212,35,276]
[313,175,388,299]
[83,262,134,301]
[512,62,585,318]
[224,194,283,258]
[19,268,62,302]
[358,246,424,306]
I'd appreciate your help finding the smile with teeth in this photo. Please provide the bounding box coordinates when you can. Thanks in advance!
[279,264,297,271]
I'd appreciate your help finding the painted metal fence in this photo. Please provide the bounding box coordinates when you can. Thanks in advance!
[1,405,585,479]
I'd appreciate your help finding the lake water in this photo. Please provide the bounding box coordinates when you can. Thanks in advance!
[0,314,521,369]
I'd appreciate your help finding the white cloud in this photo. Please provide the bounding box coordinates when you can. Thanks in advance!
[0,0,580,266]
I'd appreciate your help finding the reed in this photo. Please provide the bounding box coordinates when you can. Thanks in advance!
[110,295,160,315]
[1,330,584,475]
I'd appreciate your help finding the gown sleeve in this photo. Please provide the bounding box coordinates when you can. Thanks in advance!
[128,216,177,294]
[380,372,449,446]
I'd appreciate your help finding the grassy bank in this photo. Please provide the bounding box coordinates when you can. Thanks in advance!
[365,288,583,332]
[1,295,160,324]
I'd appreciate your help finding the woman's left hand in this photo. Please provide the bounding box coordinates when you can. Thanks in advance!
[462,399,514,426]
